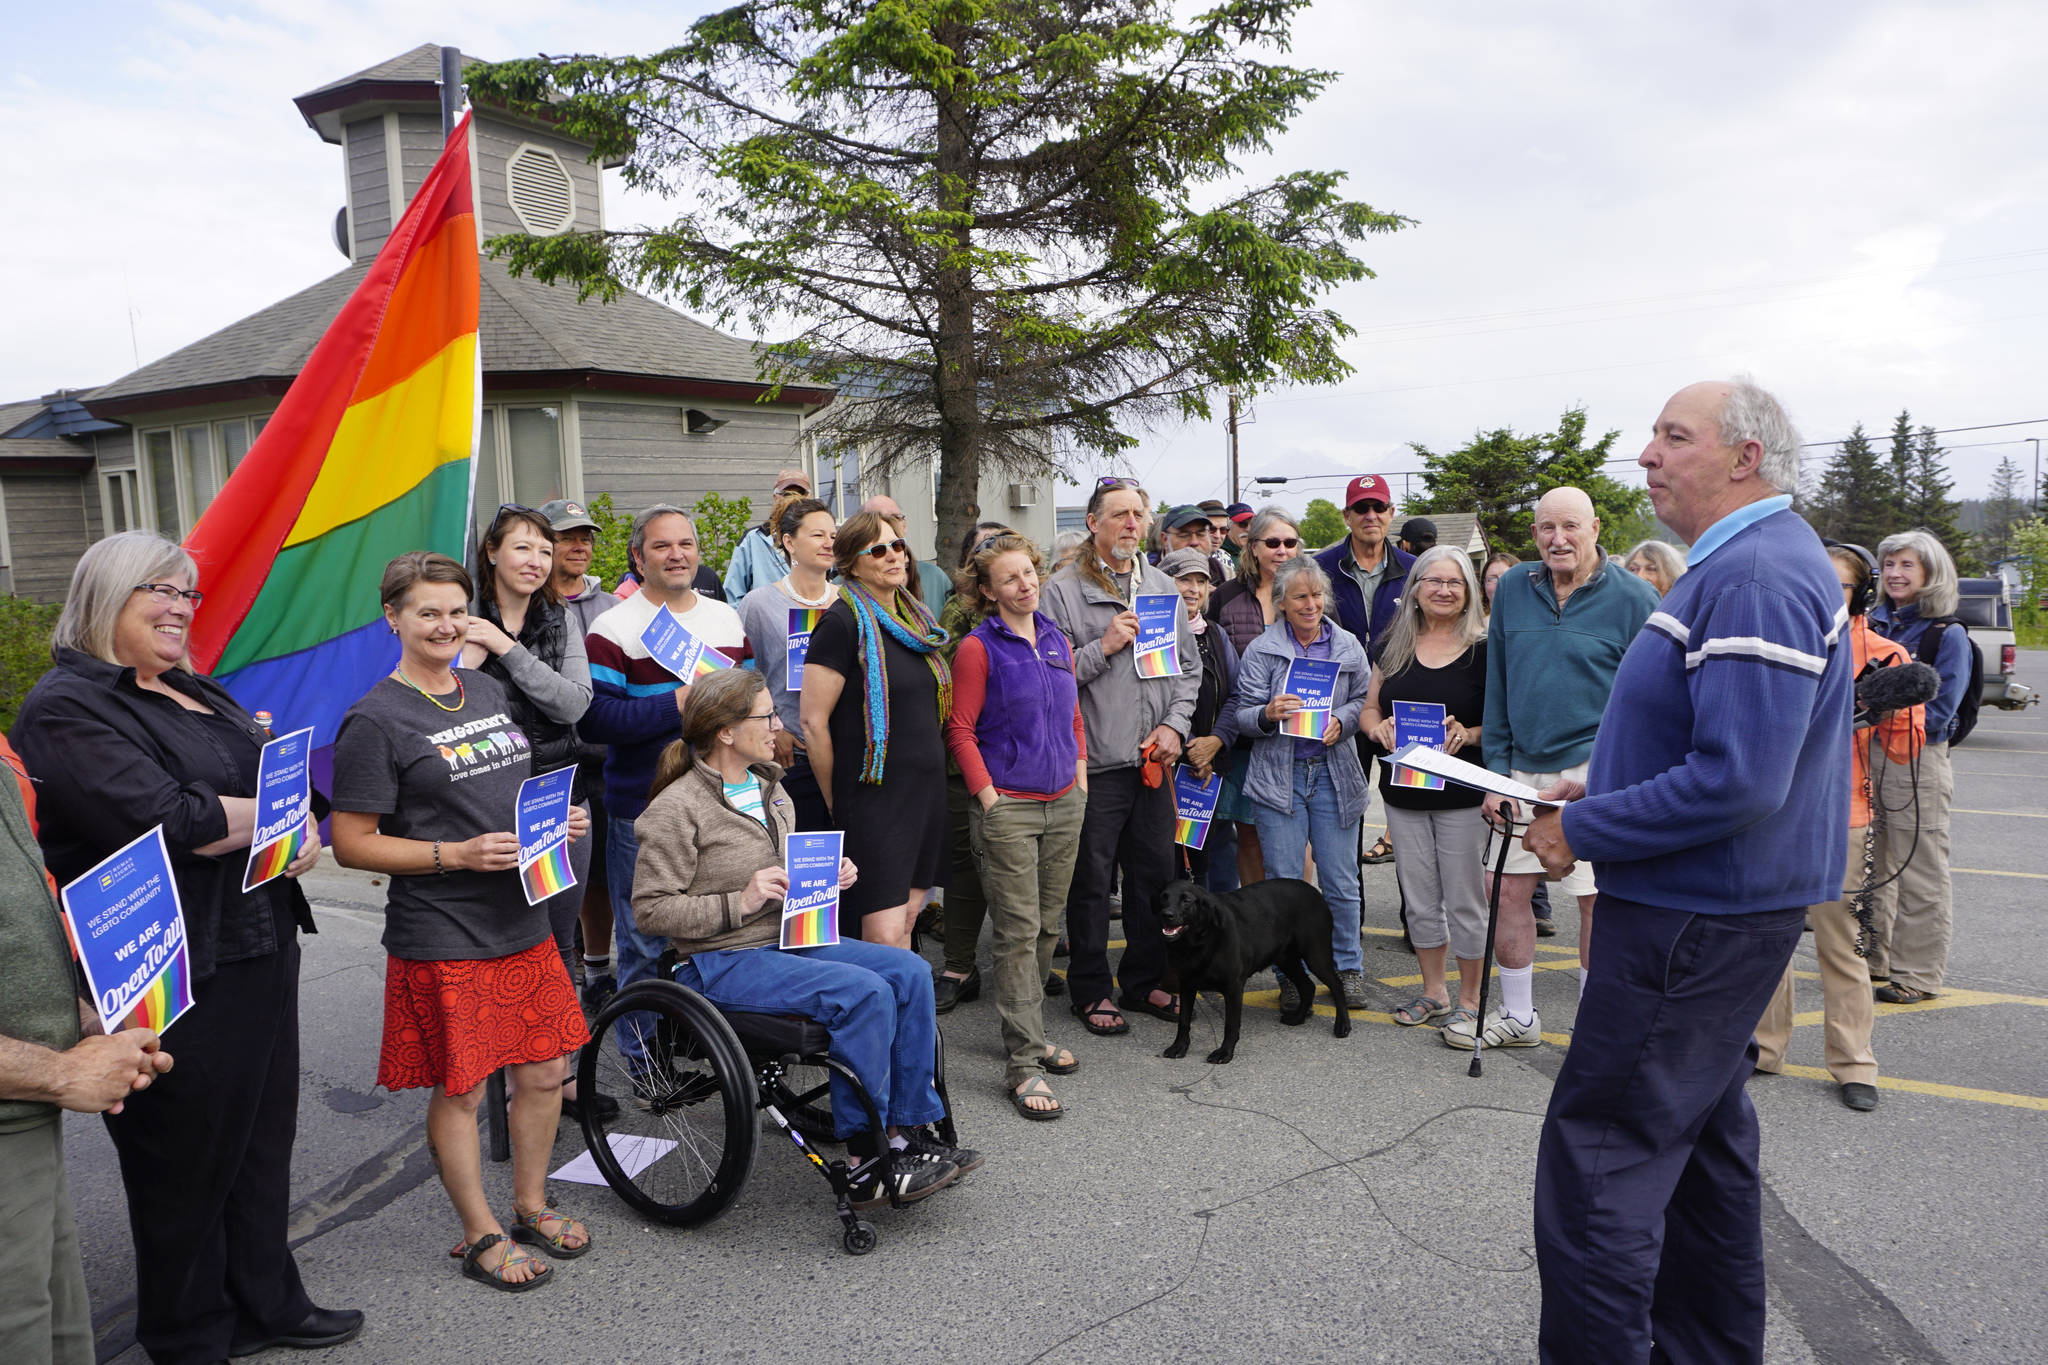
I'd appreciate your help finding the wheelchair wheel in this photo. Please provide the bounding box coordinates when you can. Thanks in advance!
[577,980,758,1226]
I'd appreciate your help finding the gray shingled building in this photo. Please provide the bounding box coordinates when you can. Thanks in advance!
[0,43,839,602]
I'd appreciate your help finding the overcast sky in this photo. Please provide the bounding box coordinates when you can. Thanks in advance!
[7,1,2045,527]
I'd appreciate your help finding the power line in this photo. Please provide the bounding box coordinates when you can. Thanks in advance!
[1801,418,2048,448]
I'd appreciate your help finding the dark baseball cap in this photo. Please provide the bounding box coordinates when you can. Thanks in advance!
[1196,499,1227,514]
[1225,502,1255,523]
[1164,505,1211,531]
[1401,517,1438,543]
[538,498,599,534]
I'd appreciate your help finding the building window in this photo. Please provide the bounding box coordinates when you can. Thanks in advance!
[134,415,269,535]
[472,404,567,537]
[102,471,138,535]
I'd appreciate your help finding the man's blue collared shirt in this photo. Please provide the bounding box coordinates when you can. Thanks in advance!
[1685,494,1793,567]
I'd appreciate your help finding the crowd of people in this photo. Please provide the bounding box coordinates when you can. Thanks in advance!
[0,379,1978,1362]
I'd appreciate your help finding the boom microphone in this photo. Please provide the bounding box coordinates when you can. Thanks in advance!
[1855,660,1940,727]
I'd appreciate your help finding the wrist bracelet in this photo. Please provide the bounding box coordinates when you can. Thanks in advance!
[433,839,445,875]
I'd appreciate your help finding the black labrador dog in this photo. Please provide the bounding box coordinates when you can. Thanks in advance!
[1156,878,1351,1064]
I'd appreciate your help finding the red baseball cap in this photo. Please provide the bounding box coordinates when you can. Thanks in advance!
[1344,475,1393,509]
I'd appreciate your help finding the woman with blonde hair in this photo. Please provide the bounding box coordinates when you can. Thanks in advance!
[1623,539,1687,596]
[944,533,1088,1117]
[800,510,952,947]
[1864,528,1967,1003]
[1358,546,1491,1035]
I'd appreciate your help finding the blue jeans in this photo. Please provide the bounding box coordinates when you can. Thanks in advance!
[676,941,945,1139]
[1252,755,1364,972]
[606,811,668,1066]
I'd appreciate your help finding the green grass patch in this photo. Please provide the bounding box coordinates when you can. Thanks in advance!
[2016,620,2048,650]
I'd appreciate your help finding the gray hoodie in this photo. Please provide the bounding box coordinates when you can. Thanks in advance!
[1042,558,1199,772]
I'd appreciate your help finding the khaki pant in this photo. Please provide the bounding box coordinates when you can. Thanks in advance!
[1756,837,1878,1085]
[1865,739,1952,992]
[0,1120,93,1365]
[971,786,1087,1088]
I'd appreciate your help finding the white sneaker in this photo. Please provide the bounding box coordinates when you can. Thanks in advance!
[1479,1008,1542,1048]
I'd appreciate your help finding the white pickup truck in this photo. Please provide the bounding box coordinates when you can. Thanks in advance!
[1954,577,2037,744]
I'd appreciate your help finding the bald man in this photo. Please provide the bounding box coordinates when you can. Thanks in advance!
[1458,486,1657,1052]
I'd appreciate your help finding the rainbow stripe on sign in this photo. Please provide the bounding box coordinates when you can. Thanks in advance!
[521,841,575,902]
[1135,647,1177,679]
[122,949,193,1034]
[692,650,727,681]
[782,906,834,948]
[1174,815,1210,847]
[182,113,480,770]
[789,607,827,635]
[1392,764,1445,790]
[1279,708,1329,739]
[246,816,311,888]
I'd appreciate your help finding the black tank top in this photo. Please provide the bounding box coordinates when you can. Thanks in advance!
[1376,641,1486,811]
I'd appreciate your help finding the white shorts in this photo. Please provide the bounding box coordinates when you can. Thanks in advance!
[1483,762,1597,898]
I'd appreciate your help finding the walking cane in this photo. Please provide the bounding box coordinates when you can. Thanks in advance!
[1470,801,1522,1078]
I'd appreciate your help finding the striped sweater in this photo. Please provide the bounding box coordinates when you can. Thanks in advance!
[580,590,748,819]
[1559,508,1852,914]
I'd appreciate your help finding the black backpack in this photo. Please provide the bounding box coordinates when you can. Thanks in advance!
[1916,619,1982,745]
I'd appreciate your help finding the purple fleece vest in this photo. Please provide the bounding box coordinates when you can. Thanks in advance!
[969,612,1080,795]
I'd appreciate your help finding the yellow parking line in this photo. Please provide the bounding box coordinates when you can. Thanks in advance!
[1954,866,2048,880]
[1964,746,2048,754]
[1952,808,2048,818]
[1766,1063,2048,1112]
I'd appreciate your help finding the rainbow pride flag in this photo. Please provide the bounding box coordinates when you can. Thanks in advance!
[185,113,480,770]
[121,949,193,1034]
[1173,814,1210,846]
[245,815,313,888]
[781,906,835,948]
[1135,646,1178,679]
[1278,707,1329,739]
[520,839,576,903]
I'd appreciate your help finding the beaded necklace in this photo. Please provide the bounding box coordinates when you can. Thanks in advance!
[393,662,465,713]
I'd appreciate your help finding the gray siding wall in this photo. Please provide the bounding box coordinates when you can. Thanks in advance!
[396,112,446,207]
[346,117,391,263]
[5,474,94,602]
[578,401,803,516]
[92,427,134,473]
[473,118,603,239]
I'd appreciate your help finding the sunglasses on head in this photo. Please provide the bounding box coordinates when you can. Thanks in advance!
[1349,500,1390,515]
[1258,536,1301,550]
[861,538,909,559]
[1095,475,1139,489]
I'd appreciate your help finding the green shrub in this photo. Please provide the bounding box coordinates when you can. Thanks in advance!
[582,490,754,591]
[0,596,60,734]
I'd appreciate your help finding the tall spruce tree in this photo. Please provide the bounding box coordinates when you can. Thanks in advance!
[468,1,1408,557]
[1885,411,1916,528]
[1809,423,1892,548]
[1982,456,2027,562]
[1906,424,1965,557]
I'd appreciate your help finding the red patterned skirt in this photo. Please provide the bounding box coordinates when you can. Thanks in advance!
[378,939,590,1096]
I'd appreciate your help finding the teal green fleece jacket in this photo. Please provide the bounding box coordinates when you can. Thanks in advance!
[1481,559,1658,774]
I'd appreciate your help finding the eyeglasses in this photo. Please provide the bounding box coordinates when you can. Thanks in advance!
[1095,476,1139,490]
[1257,537,1301,550]
[1414,576,1466,591]
[741,709,782,727]
[1348,500,1390,515]
[860,538,909,559]
[134,582,204,605]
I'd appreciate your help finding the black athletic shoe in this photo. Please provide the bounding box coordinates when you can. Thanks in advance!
[901,1129,984,1176]
[848,1151,958,1209]
[580,973,617,1011]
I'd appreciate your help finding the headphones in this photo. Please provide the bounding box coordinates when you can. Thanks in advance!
[1824,540,1878,618]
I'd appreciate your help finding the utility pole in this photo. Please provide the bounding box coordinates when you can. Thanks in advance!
[1220,386,1236,505]
[439,46,463,138]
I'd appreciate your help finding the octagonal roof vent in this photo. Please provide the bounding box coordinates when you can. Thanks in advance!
[506,144,574,235]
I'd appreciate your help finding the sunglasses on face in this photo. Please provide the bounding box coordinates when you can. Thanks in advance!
[861,538,909,559]
[1258,537,1301,550]
[1349,500,1390,515]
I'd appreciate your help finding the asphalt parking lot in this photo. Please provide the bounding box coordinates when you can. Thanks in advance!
[68,653,2048,1364]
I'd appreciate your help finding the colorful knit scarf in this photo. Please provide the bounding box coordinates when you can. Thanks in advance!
[839,581,952,785]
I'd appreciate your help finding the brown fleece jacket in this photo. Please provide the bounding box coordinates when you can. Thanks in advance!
[630,757,794,956]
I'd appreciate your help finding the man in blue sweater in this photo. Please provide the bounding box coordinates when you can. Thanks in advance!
[1522,379,1851,1364]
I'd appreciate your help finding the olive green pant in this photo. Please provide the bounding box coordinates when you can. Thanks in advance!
[1864,740,1953,993]
[970,787,1087,1088]
[0,1120,93,1365]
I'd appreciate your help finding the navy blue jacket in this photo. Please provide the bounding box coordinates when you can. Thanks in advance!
[1314,540,1414,655]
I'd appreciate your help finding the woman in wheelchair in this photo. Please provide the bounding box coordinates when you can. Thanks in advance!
[630,668,981,1207]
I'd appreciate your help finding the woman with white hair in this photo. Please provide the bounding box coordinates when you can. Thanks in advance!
[1230,554,1374,1011]
[1357,546,1491,1036]
[12,531,356,1360]
[1209,505,1304,886]
[1622,540,1687,597]
[1864,528,1968,1003]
